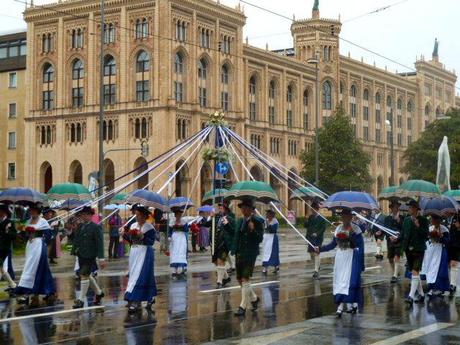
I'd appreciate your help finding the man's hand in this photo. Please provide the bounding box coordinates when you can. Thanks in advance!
[390,236,397,242]
[314,246,320,254]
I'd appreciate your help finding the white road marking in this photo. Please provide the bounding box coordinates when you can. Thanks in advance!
[200,281,280,293]
[371,322,454,345]
[235,328,308,345]
[0,305,105,323]
[365,266,381,271]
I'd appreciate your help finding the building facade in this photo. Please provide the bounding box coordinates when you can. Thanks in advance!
[22,0,458,213]
[0,31,27,189]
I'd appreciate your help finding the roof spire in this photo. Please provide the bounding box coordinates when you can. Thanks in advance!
[432,38,439,59]
[312,0,320,19]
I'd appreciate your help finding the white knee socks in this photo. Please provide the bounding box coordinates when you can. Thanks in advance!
[1,270,16,288]
[337,302,344,312]
[393,263,400,277]
[376,243,382,255]
[314,254,320,272]
[249,284,257,302]
[417,277,424,297]
[89,275,102,295]
[240,283,250,309]
[79,279,90,301]
[409,276,419,299]
[216,267,226,284]
[450,266,458,287]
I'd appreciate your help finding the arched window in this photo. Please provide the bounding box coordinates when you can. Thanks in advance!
[174,52,184,102]
[397,98,402,110]
[249,75,257,120]
[136,51,150,102]
[135,118,141,139]
[425,104,430,116]
[72,29,83,49]
[303,89,309,131]
[386,96,392,108]
[198,58,207,107]
[135,18,149,39]
[350,85,357,118]
[268,80,276,125]
[42,33,53,53]
[286,85,293,128]
[363,89,369,101]
[42,63,54,110]
[407,101,413,113]
[375,93,381,142]
[375,92,381,104]
[104,23,116,44]
[41,127,46,145]
[323,46,329,62]
[72,59,84,80]
[70,123,76,142]
[363,89,369,121]
[322,81,332,110]
[108,120,113,140]
[76,123,82,143]
[72,59,84,108]
[104,55,116,76]
[103,55,116,104]
[46,126,51,145]
[176,20,187,42]
[221,64,230,111]
[141,118,147,138]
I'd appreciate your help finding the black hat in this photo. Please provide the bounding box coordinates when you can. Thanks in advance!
[389,200,401,208]
[265,209,276,216]
[135,205,150,216]
[79,206,95,215]
[29,203,43,212]
[42,208,57,215]
[172,207,185,215]
[407,200,420,209]
[0,204,11,217]
[238,199,255,210]
[431,214,442,221]
[340,208,353,216]
[311,201,321,209]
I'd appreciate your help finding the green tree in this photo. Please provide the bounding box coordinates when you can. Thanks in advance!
[301,107,373,194]
[402,108,460,188]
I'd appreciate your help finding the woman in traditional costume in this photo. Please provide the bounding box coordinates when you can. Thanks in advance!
[15,203,56,307]
[317,209,364,317]
[123,205,157,313]
[169,208,189,278]
[262,209,280,275]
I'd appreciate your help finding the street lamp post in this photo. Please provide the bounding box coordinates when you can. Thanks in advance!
[98,0,105,215]
[307,55,320,187]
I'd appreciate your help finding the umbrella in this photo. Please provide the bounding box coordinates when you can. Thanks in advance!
[58,199,87,211]
[378,186,400,201]
[0,188,45,205]
[110,193,127,205]
[104,204,129,211]
[225,180,279,204]
[323,191,380,211]
[443,190,460,202]
[126,189,170,212]
[420,196,459,217]
[290,186,325,201]
[202,189,228,203]
[395,180,441,200]
[47,183,91,201]
[169,197,194,211]
[197,205,215,213]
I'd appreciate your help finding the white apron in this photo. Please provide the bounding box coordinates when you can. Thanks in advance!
[18,238,43,289]
[421,225,449,284]
[170,231,187,265]
[262,234,275,262]
[333,248,354,296]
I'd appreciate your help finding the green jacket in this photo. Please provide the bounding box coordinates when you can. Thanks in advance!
[401,215,429,252]
[71,221,104,259]
[233,215,264,262]
[215,211,236,251]
[304,214,327,244]
[0,218,16,252]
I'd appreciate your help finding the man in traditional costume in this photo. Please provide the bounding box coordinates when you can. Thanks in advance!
[305,201,327,279]
[372,208,387,260]
[233,199,264,317]
[213,202,235,288]
[262,209,280,275]
[72,206,105,309]
[448,213,460,296]
[316,209,364,317]
[401,200,429,306]
[0,204,17,293]
[384,201,404,283]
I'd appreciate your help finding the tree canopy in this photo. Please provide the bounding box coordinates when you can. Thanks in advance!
[300,107,373,194]
[402,108,460,189]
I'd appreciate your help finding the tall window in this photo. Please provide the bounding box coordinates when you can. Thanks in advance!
[69,122,84,144]
[8,132,16,149]
[268,80,276,125]
[200,28,210,48]
[42,33,53,53]
[221,35,231,54]
[104,23,116,44]
[176,119,187,141]
[42,63,54,110]
[397,98,402,129]
[363,88,369,121]
[350,85,357,117]
[135,18,149,39]
[71,29,83,49]
[7,163,16,180]
[72,59,84,108]
[174,53,184,103]
[198,58,207,107]
[375,92,381,123]
[322,81,332,110]
[136,51,150,102]
[103,55,116,105]
[176,20,187,42]
[221,64,229,111]
[8,103,17,118]
[8,72,17,88]
[303,89,309,131]
[407,101,413,131]
[363,126,369,141]
[102,120,115,141]
[386,96,392,123]
[286,85,293,128]
[249,76,257,121]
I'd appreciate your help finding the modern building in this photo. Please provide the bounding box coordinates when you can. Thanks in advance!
[22,0,458,213]
[0,31,27,189]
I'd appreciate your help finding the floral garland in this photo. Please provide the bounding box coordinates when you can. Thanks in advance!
[207,111,227,126]
[202,147,232,163]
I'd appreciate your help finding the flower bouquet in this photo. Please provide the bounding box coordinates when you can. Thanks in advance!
[128,228,143,245]
[429,229,441,243]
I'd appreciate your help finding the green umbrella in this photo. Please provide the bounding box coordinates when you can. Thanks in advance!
[202,189,228,204]
[47,183,91,201]
[378,186,400,201]
[396,180,441,200]
[290,186,325,201]
[443,190,460,202]
[225,180,279,204]
[110,193,127,205]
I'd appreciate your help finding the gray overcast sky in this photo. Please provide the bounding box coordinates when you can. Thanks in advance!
[1,0,459,91]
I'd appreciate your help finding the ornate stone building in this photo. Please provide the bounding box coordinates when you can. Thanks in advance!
[22,0,458,213]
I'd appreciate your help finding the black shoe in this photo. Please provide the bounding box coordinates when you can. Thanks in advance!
[146,301,155,312]
[216,283,222,289]
[405,296,414,306]
[350,306,358,314]
[227,269,233,275]
[416,295,425,304]
[262,270,267,276]
[94,292,105,306]
[313,271,319,279]
[273,267,280,274]
[251,297,260,311]
[17,296,29,305]
[234,307,246,316]
[336,310,343,318]
[45,294,56,306]
[222,277,231,287]
[390,276,398,284]
[128,304,140,314]
[449,285,457,297]
[73,299,84,309]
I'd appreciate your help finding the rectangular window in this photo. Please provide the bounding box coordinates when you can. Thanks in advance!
[387,131,392,144]
[397,133,402,146]
[103,84,116,105]
[8,45,18,57]
[136,81,150,102]
[377,154,383,167]
[350,103,357,117]
[20,42,27,55]
[8,103,17,118]
[249,102,256,121]
[303,113,308,131]
[0,46,6,59]
[407,117,412,130]
[397,115,402,128]
[174,81,183,103]
[7,163,16,180]
[269,106,275,125]
[8,132,16,149]
[424,84,431,96]
[375,109,381,123]
[407,135,412,145]
[72,87,84,107]
[375,129,381,143]
[199,87,207,107]
[9,72,17,88]
[286,110,293,128]
[363,127,369,141]
[363,106,369,121]
[221,91,229,111]
[42,90,54,110]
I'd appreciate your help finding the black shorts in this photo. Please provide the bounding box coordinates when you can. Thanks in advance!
[406,251,424,272]
[387,244,401,260]
[235,258,256,281]
[374,234,385,241]
[212,248,229,264]
[448,247,460,262]
[78,257,98,277]
[0,250,9,266]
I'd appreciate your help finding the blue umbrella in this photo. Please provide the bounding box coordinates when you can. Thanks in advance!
[0,187,45,205]
[104,204,129,211]
[169,197,194,211]
[420,196,459,217]
[126,189,170,212]
[58,199,87,211]
[324,191,380,211]
[197,205,214,213]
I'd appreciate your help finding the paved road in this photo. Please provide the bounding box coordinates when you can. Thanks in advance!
[1,229,459,344]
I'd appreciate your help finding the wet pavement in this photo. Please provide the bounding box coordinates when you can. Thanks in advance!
[1,231,460,344]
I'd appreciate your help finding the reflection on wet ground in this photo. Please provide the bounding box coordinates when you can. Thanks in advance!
[1,258,460,344]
